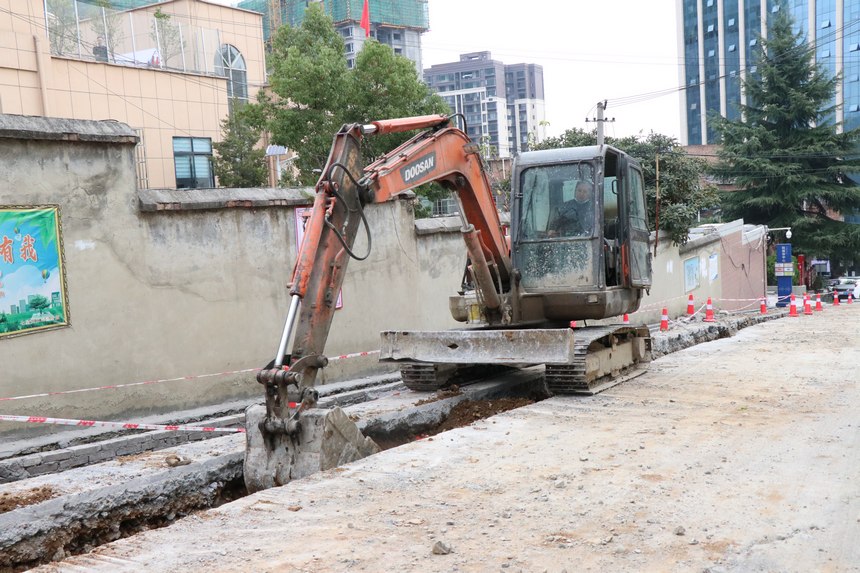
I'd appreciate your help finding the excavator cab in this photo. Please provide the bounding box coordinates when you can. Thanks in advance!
[509,145,652,324]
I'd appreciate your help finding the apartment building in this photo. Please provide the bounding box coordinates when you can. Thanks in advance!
[678,0,860,145]
[0,0,266,189]
[423,51,546,159]
[239,0,428,73]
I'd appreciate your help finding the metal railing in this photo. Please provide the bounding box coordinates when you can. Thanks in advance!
[44,0,222,75]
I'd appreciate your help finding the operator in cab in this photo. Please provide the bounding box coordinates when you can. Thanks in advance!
[548,180,594,237]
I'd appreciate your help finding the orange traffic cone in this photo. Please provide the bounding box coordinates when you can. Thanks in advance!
[622,313,629,325]
[833,292,840,307]
[789,294,799,317]
[703,297,715,322]
[760,297,767,315]
[849,294,854,305]
[687,294,695,316]
[815,293,823,312]
[803,293,813,315]
[660,308,669,332]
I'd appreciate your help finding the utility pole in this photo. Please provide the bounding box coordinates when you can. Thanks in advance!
[586,100,615,146]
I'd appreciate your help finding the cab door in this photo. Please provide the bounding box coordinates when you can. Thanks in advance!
[618,156,652,288]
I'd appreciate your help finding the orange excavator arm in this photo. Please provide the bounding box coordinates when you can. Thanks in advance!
[257,115,511,417]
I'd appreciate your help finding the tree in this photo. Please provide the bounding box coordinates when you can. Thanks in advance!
[46,0,78,56]
[256,4,448,186]
[28,295,50,313]
[533,129,718,245]
[711,5,860,262]
[213,103,268,188]
[347,40,448,163]
[262,4,352,184]
[151,8,182,67]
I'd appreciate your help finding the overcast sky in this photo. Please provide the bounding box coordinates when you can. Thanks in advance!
[421,0,682,140]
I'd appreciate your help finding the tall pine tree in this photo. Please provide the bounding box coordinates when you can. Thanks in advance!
[711,5,860,265]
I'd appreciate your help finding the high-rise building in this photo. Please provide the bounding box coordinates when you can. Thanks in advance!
[424,51,546,158]
[239,0,428,73]
[678,0,860,145]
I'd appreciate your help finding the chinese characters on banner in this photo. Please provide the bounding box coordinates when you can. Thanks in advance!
[294,207,343,309]
[0,206,69,338]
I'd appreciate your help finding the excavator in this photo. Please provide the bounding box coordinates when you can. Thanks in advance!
[244,114,653,492]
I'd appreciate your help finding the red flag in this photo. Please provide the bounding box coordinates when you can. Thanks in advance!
[360,0,371,37]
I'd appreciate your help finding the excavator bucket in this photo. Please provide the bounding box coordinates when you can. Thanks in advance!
[244,404,380,493]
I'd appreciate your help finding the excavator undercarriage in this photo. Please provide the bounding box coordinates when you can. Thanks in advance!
[383,325,651,395]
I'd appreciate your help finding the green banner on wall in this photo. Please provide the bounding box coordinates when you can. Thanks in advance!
[0,206,69,338]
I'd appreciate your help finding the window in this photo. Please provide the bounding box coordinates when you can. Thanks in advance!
[173,137,214,189]
[850,104,860,112]
[394,47,402,55]
[728,44,736,52]
[393,32,401,40]
[345,43,354,53]
[728,18,735,26]
[820,19,831,29]
[851,43,860,52]
[749,38,757,46]
[215,45,247,108]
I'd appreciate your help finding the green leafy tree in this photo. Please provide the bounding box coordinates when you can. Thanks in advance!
[255,3,449,192]
[46,0,78,56]
[263,4,351,184]
[28,295,50,313]
[151,8,182,67]
[347,40,448,163]
[534,129,718,245]
[711,5,860,262]
[213,103,268,188]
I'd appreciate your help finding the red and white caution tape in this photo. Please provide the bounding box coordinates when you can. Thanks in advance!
[329,350,380,361]
[0,367,263,403]
[0,414,245,433]
[0,350,382,403]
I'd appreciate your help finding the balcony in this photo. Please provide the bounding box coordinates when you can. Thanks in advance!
[46,1,223,76]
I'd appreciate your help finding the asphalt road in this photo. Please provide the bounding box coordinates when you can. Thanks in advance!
[39,307,860,573]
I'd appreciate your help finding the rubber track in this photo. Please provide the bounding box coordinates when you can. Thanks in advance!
[545,325,648,395]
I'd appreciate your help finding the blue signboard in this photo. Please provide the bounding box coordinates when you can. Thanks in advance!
[775,243,792,307]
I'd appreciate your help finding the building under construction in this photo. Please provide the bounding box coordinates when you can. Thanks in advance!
[238,0,429,72]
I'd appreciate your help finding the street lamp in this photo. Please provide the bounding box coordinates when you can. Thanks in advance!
[768,226,792,239]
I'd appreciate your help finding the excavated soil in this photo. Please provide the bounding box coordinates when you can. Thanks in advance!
[0,486,56,515]
[431,397,534,434]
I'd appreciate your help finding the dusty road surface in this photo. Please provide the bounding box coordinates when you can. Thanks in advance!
[40,307,859,573]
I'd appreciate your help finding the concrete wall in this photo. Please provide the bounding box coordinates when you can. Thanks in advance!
[630,221,767,324]
[0,115,464,438]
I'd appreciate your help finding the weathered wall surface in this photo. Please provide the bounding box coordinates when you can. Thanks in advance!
[0,115,464,438]
[630,222,766,324]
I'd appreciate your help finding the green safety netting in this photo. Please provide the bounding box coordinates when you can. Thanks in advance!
[238,0,428,30]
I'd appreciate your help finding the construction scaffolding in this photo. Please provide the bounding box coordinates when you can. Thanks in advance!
[239,0,429,38]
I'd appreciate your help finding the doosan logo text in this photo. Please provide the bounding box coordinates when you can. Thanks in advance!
[401,153,436,184]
